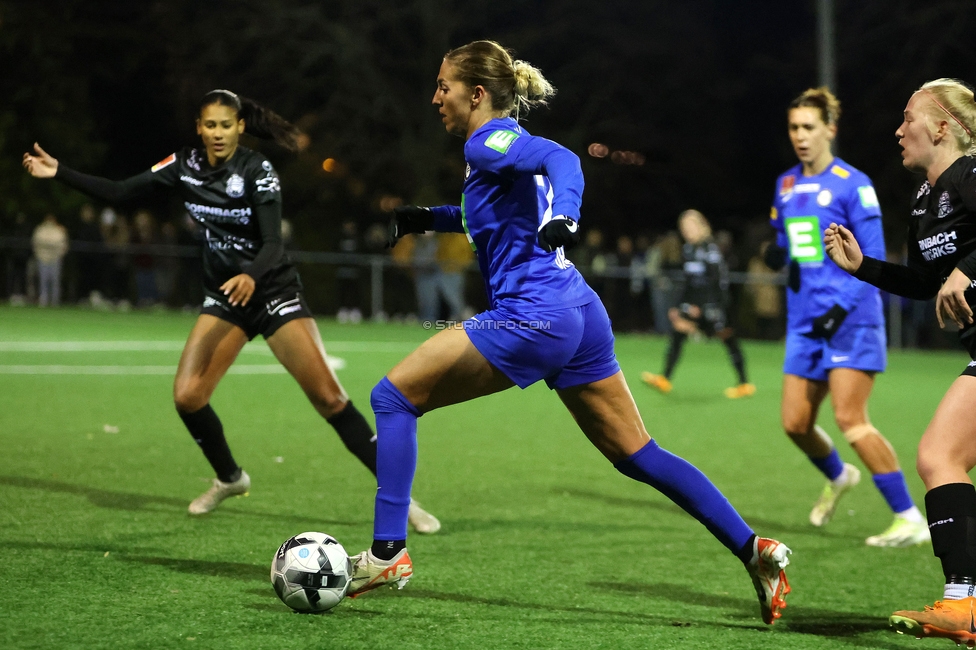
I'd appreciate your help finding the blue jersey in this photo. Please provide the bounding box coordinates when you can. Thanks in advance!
[770,158,885,331]
[428,117,594,311]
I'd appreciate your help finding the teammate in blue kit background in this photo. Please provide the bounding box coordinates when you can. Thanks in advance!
[346,39,793,625]
[766,87,928,547]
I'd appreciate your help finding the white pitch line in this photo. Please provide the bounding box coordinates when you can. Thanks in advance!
[0,341,415,353]
[0,356,346,375]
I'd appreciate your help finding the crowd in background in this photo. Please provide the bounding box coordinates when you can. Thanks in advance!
[0,205,951,349]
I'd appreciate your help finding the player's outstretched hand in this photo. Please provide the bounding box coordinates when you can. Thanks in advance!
[824,222,862,274]
[537,216,580,253]
[220,273,256,307]
[936,267,974,329]
[387,205,434,248]
[22,143,59,179]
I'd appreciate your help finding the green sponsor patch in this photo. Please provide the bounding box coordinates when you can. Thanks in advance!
[785,216,824,263]
[484,130,519,154]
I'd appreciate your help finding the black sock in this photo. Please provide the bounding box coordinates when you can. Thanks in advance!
[664,332,687,379]
[723,336,748,384]
[926,483,976,582]
[736,534,757,565]
[178,404,241,483]
[371,539,406,561]
[327,401,377,475]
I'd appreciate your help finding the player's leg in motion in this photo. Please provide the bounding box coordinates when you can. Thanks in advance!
[558,373,791,624]
[891,376,976,644]
[828,368,926,547]
[640,310,689,394]
[717,326,755,399]
[781,374,861,526]
[266,317,440,534]
[348,326,514,596]
[173,315,251,515]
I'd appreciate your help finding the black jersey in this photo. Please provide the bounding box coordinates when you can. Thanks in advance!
[855,155,976,354]
[56,145,300,299]
[904,156,976,282]
[677,239,728,306]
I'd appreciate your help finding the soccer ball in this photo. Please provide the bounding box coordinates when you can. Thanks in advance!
[271,532,352,612]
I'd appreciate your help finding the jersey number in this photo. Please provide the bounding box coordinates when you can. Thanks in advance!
[785,216,824,263]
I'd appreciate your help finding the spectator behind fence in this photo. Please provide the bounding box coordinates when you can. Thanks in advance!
[6,212,32,305]
[336,220,363,323]
[132,209,159,307]
[647,231,683,334]
[746,241,784,340]
[32,212,69,307]
[74,203,107,306]
[101,208,132,309]
[435,233,474,321]
[176,214,204,310]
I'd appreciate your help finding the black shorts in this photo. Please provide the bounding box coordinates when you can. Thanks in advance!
[201,289,313,340]
[677,302,729,336]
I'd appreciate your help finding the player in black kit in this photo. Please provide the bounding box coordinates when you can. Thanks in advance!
[22,89,440,533]
[824,78,976,644]
[641,210,754,399]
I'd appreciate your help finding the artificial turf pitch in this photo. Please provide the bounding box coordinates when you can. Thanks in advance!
[0,306,963,649]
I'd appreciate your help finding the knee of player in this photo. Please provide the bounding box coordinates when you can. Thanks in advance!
[311,391,348,419]
[782,414,814,437]
[173,382,208,414]
[837,419,876,441]
[915,441,949,484]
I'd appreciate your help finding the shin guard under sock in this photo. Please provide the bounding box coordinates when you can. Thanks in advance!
[615,439,754,556]
[810,448,845,482]
[926,483,976,583]
[327,400,377,475]
[178,404,240,483]
[872,471,915,514]
[369,377,421,542]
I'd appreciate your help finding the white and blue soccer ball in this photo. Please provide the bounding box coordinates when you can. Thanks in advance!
[271,532,352,612]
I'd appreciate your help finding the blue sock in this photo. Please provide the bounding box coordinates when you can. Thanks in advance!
[873,470,915,514]
[615,439,754,557]
[369,377,421,541]
[810,448,845,481]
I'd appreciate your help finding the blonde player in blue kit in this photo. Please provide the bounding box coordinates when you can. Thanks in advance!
[766,87,928,547]
[342,40,793,625]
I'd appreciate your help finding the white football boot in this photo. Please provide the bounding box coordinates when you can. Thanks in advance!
[347,548,413,597]
[408,499,441,534]
[810,462,861,527]
[745,537,792,624]
[188,470,250,515]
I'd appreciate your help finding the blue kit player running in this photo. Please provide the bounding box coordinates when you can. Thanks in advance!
[767,87,927,547]
[345,40,792,625]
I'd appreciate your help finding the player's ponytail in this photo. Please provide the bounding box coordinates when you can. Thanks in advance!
[918,78,976,156]
[789,87,841,126]
[444,40,555,119]
[198,89,304,152]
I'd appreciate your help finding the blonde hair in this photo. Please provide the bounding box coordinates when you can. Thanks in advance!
[917,78,976,155]
[678,209,712,240]
[789,86,841,126]
[444,40,555,118]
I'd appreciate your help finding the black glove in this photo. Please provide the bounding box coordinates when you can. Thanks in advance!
[387,205,434,248]
[537,216,580,253]
[805,304,848,340]
[763,243,788,271]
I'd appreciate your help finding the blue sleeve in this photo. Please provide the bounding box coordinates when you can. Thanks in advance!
[834,183,885,312]
[769,188,790,252]
[429,205,464,233]
[468,132,584,219]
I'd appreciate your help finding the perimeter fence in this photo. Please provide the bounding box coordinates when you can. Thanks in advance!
[0,237,951,350]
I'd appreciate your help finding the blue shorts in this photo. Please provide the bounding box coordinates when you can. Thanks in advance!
[783,325,887,382]
[464,299,620,390]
